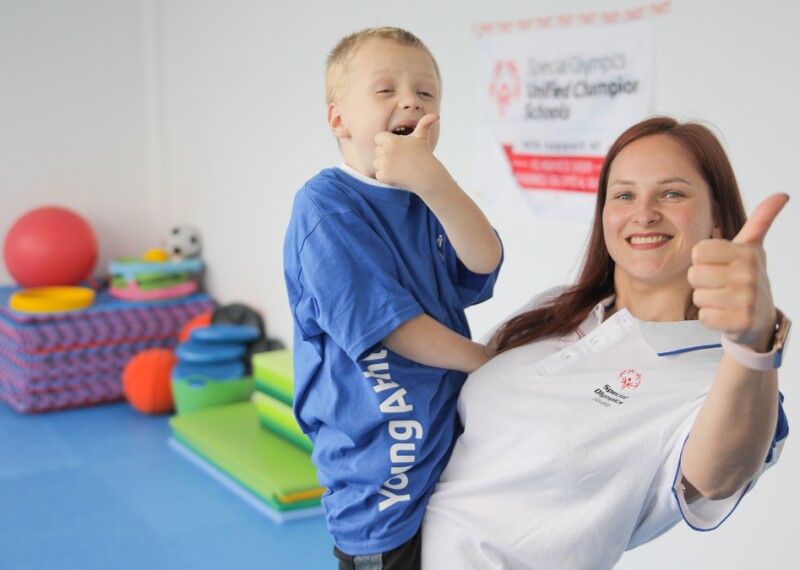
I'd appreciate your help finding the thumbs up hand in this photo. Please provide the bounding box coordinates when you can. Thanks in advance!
[374,114,442,191]
[688,193,789,349]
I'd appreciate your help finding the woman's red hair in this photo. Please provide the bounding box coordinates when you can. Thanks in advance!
[494,116,748,353]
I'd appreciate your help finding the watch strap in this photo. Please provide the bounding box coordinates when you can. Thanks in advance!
[721,310,790,371]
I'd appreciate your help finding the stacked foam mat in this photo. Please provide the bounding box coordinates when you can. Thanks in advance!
[251,349,313,453]
[0,285,214,413]
[169,349,324,523]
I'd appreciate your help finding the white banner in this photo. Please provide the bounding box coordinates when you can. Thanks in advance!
[474,16,657,221]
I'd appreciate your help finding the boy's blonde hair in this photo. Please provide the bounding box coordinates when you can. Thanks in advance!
[325,27,441,104]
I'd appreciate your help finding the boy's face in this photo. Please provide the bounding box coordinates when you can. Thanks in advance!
[328,39,441,178]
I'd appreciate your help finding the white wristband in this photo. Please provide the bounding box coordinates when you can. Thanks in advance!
[720,310,790,371]
[720,334,781,371]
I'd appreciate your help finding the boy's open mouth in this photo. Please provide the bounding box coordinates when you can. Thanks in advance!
[392,126,414,136]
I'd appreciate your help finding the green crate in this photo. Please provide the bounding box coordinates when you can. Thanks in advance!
[172,375,254,414]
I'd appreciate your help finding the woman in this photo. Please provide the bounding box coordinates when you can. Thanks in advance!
[421,117,790,569]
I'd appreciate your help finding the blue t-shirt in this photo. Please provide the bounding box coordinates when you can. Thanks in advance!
[283,167,501,555]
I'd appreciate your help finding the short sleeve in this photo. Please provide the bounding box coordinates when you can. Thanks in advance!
[669,437,750,532]
[449,231,504,308]
[294,212,423,361]
[629,392,789,549]
[675,392,788,531]
[672,391,788,530]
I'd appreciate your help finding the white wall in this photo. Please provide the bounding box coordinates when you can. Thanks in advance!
[1,0,798,567]
[0,0,160,274]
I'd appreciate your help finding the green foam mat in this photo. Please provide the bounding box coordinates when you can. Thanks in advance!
[252,391,312,453]
[252,349,294,405]
[169,402,324,509]
[169,438,324,524]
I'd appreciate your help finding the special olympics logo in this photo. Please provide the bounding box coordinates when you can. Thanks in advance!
[489,60,521,117]
[619,369,642,390]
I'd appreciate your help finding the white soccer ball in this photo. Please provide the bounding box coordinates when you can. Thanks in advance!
[164,224,202,258]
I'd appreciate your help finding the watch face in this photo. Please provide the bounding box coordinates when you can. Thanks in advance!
[773,314,790,368]
[775,315,791,351]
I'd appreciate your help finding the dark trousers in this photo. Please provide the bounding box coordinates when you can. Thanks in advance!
[333,528,421,570]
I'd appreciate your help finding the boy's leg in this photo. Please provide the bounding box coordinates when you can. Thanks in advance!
[333,528,421,570]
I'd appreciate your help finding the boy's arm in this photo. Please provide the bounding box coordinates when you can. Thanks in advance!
[382,313,491,373]
[374,114,502,275]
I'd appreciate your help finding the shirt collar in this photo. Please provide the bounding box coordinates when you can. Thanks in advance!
[336,164,412,205]
[338,163,395,188]
[591,294,617,325]
[589,295,721,355]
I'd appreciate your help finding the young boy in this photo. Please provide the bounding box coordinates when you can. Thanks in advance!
[283,27,502,568]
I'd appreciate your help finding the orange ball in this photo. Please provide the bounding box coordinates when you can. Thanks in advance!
[122,348,178,414]
[178,310,213,342]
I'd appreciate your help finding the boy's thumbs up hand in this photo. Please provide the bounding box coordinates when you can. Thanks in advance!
[409,113,440,141]
[688,193,789,348]
[374,114,443,192]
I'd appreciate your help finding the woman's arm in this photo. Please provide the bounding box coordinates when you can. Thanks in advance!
[681,193,789,499]
[680,356,779,500]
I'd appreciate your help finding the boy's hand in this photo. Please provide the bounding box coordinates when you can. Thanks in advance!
[374,114,446,192]
[376,114,503,275]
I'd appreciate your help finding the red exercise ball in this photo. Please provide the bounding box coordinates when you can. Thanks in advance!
[3,206,98,287]
[122,348,177,414]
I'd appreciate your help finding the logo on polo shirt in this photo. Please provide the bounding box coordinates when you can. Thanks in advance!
[591,369,642,407]
[619,368,642,390]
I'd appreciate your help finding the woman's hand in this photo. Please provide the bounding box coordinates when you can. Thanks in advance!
[682,193,788,500]
[688,193,789,350]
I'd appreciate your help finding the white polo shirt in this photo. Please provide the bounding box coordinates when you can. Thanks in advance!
[422,296,784,570]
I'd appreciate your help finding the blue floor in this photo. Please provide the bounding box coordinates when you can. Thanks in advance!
[0,401,333,569]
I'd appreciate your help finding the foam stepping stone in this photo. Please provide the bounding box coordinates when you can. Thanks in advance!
[171,376,253,414]
[173,359,245,382]
[191,324,261,344]
[176,340,246,364]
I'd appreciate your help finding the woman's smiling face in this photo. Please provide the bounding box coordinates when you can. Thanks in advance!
[603,134,722,291]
